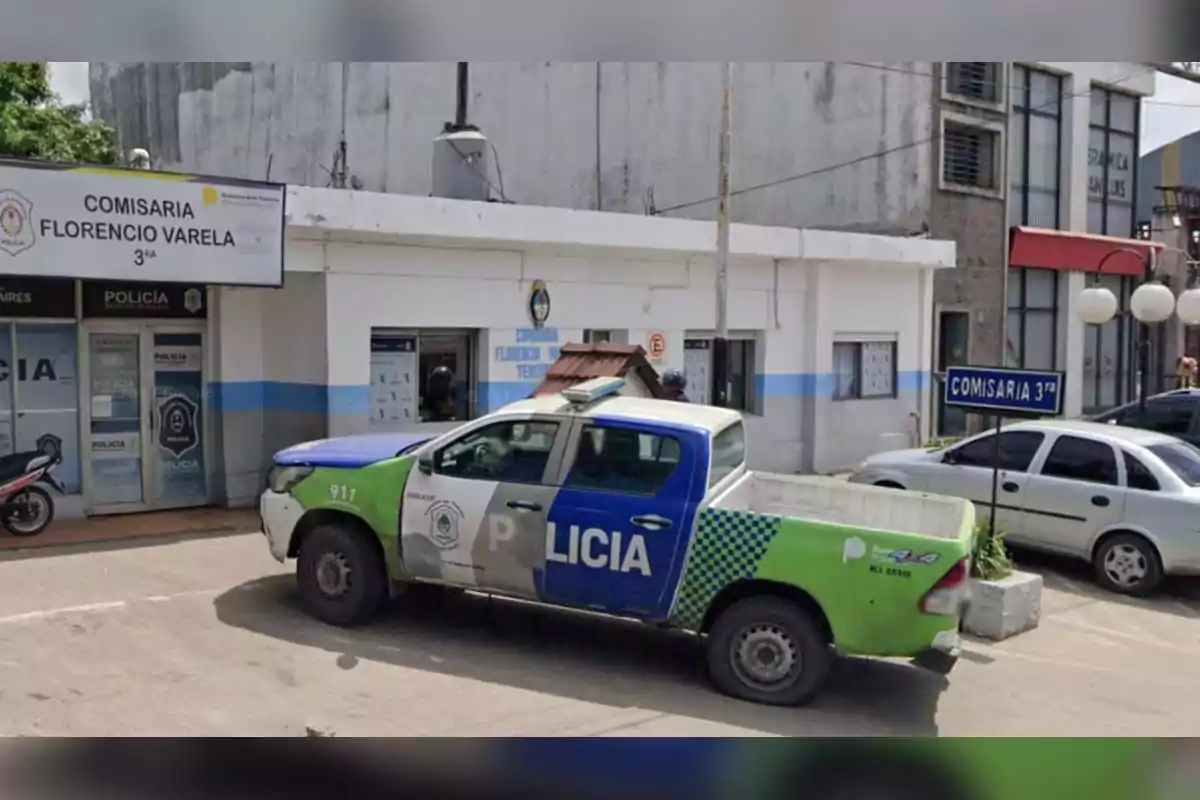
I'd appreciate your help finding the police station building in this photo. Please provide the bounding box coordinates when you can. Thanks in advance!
[0,158,953,517]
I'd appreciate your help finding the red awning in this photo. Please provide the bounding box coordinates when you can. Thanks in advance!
[1009,226,1165,278]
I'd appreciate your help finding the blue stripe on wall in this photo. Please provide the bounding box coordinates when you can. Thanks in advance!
[756,371,929,399]
[209,382,368,416]
[207,373,931,415]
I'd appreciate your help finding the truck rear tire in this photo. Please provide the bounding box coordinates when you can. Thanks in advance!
[297,523,387,627]
[705,596,832,707]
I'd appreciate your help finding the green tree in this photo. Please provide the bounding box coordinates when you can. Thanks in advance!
[0,62,118,165]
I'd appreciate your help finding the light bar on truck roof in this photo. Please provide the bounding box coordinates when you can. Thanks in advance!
[561,377,625,405]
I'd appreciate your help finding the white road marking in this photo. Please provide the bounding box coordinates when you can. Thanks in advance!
[974,645,1196,690]
[0,588,225,625]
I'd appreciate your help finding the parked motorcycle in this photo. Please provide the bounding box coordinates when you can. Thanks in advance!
[0,447,64,537]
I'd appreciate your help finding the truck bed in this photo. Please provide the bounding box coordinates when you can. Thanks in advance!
[711,472,968,540]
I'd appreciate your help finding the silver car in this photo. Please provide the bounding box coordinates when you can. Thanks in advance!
[848,419,1200,596]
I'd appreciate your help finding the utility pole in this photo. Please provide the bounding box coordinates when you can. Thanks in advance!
[712,62,733,408]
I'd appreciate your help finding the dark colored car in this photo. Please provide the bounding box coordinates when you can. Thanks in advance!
[1088,388,1200,447]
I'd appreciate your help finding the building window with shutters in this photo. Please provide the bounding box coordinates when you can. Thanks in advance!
[939,113,1005,199]
[1087,85,1139,236]
[942,62,1005,109]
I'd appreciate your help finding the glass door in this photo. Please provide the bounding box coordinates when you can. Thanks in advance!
[87,331,146,508]
[148,329,206,508]
[84,323,208,512]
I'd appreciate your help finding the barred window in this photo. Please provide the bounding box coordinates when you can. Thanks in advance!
[945,62,1002,103]
[943,122,999,190]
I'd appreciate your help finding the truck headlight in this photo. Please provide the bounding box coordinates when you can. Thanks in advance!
[267,465,314,494]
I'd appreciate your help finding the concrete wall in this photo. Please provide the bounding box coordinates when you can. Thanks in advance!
[88,62,933,233]
[260,237,934,476]
[807,262,931,472]
[209,269,329,506]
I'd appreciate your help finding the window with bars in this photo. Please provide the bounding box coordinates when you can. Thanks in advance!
[943,121,999,190]
[945,62,1003,104]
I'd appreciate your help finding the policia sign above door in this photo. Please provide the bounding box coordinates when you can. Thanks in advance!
[82,281,207,319]
[0,158,284,287]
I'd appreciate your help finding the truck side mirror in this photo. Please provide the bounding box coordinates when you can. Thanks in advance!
[417,453,434,475]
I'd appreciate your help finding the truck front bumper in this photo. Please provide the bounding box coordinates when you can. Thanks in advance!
[260,489,304,564]
[910,629,961,676]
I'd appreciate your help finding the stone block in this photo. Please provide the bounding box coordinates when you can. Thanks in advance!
[962,570,1043,641]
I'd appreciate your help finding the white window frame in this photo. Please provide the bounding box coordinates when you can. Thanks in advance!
[938,111,1006,200]
[369,327,479,424]
[940,62,1007,112]
[683,330,760,414]
[832,333,899,402]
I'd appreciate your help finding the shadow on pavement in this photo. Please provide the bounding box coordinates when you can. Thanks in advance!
[1010,546,1200,620]
[0,529,255,563]
[214,575,949,737]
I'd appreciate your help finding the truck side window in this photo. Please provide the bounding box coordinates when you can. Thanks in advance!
[436,420,560,484]
[565,425,680,495]
[709,422,746,487]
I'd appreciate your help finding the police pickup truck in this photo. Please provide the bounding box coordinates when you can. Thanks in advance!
[259,377,974,706]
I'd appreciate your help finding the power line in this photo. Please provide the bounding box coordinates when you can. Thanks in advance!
[446,136,512,203]
[652,66,1153,217]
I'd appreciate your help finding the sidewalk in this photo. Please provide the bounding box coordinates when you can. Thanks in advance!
[0,507,260,553]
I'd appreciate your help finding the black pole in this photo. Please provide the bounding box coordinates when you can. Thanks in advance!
[987,413,1003,539]
[455,62,469,129]
[1138,254,1152,423]
[712,338,730,407]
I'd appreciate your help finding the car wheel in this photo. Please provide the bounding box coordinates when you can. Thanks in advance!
[705,596,832,707]
[873,480,905,490]
[297,523,387,626]
[1092,532,1163,597]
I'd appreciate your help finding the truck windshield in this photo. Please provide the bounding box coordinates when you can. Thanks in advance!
[709,422,746,487]
[1148,441,1200,487]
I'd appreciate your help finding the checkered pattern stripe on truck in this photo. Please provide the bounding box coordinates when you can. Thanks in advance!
[668,507,782,631]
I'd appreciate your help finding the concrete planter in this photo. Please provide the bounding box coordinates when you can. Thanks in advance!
[962,571,1043,641]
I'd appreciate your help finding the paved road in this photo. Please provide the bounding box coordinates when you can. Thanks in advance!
[0,533,1198,737]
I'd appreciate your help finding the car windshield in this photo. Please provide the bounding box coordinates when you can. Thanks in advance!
[1148,441,1200,487]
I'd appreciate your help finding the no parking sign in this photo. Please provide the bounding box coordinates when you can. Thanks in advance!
[647,332,667,362]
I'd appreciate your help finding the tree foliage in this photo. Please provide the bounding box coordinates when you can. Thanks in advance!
[0,62,119,165]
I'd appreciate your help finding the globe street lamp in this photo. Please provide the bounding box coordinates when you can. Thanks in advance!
[1077,246,1200,421]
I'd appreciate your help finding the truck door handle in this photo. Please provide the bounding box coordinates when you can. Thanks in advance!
[1091,495,1110,507]
[1002,481,1019,493]
[631,514,672,531]
[506,500,542,512]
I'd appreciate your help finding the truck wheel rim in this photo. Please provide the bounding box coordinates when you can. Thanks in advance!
[732,624,798,690]
[1103,544,1147,587]
[315,552,352,597]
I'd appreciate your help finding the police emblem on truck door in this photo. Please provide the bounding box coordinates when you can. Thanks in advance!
[158,395,199,458]
[426,499,465,550]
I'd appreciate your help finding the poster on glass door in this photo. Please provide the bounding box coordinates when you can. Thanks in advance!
[683,339,712,406]
[88,334,143,505]
[152,333,206,505]
[369,334,418,427]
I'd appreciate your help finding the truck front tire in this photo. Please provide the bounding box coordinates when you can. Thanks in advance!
[296,523,387,627]
[706,596,832,707]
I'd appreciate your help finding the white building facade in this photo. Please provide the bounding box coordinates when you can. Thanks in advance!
[214,187,954,507]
